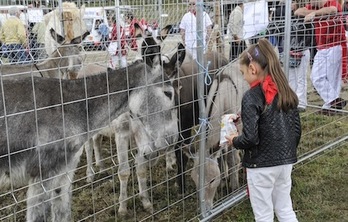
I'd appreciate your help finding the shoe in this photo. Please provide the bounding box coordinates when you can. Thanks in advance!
[298,107,306,113]
[330,98,347,109]
[317,109,342,116]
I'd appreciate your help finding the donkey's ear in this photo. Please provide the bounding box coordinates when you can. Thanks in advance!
[71,31,90,44]
[168,43,185,69]
[50,28,65,44]
[134,22,143,38]
[176,43,186,66]
[158,24,172,41]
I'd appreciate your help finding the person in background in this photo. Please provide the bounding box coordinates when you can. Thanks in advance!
[98,19,109,50]
[108,16,127,69]
[225,38,301,222]
[124,12,141,52]
[228,1,246,61]
[288,49,311,112]
[295,0,347,114]
[179,0,212,60]
[0,6,29,64]
[19,8,28,29]
[339,0,348,83]
[275,0,311,112]
[31,19,47,61]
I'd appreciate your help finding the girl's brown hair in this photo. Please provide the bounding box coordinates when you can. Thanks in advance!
[239,38,299,111]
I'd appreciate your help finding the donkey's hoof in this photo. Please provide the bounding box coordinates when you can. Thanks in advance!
[143,203,153,213]
[86,174,94,183]
[166,165,175,172]
[118,208,128,217]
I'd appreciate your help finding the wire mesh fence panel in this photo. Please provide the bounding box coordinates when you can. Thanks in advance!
[1,0,348,221]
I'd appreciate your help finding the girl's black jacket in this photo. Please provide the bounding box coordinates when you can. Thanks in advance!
[232,85,302,168]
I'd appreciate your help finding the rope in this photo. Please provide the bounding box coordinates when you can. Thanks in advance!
[197,60,212,85]
[189,117,212,145]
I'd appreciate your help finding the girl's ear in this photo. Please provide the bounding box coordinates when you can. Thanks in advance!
[249,63,258,75]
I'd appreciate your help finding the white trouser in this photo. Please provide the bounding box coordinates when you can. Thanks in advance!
[247,165,298,222]
[311,45,342,109]
[288,49,310,109]
[109,55,127,69]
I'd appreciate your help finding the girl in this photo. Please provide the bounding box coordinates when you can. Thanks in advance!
[226,38,301,222]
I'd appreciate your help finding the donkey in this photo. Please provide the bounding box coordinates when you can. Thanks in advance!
[80,39,185,185]
[0,53,178,221]
[142,38,242,210]
[186,60,250,210]
[170,50,230,194]
[80,26,182,183]
[0,29,89,80]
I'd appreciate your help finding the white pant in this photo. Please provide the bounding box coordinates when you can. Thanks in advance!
[247,165,298,222]
[311,45,342,109]
[109,55,127,69]
[288,49,310,109]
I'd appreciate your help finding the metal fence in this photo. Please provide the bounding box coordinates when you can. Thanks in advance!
[0,0,347,221]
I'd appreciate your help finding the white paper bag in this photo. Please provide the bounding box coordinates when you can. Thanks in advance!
[220,114,238,146]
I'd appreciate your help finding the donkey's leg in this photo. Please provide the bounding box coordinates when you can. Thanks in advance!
[93,133,104,170]
[229,147,241,191]
[49,173,73,222]
[175,142,189,194]
[115,121,131,216]
[220,145,230,180]
[26,179,50,222]
[135,154,153,212]
[85,138,95,183]
[50,146,83,222]
[165,147,176,171]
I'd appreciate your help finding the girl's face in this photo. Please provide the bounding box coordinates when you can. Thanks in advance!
[239,63,260,84]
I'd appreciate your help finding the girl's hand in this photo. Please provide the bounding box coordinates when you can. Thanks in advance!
[225,132,238,146]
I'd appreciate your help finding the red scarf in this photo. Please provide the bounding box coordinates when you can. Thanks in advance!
[250,75,278,105]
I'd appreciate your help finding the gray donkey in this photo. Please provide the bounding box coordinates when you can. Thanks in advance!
[0,29,89,80]
[0,52,178,221]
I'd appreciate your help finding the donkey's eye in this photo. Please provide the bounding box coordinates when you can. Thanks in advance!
[164,91,172,100]
[209,178,216,185]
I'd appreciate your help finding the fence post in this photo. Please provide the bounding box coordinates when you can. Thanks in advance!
[196,0,208,219]
[283,0,292,79]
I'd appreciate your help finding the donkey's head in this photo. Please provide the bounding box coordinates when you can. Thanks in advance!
[183,146,221,211]
[49,28,89,79]
[126,47,180,160]
[139,24,176,64]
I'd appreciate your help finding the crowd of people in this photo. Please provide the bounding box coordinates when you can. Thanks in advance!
[0,3,154,68]
[0,1,49,64]
[227,0,347,115]
[0,6,30,64]
[106,12,156,68]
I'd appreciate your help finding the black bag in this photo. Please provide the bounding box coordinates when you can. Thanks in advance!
[266,18,314,52]
[289,19,314,52]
